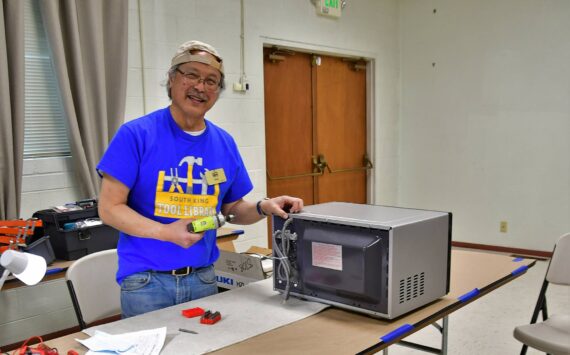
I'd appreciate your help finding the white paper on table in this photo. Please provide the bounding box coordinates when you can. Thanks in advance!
[77,327,166,355]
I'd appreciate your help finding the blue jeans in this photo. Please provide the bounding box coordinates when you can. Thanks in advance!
[120,265,218,318]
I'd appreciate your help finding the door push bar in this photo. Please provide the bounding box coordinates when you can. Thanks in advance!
[266,154,373,181]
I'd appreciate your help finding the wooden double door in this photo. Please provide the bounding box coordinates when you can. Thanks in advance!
[263,48,371,244]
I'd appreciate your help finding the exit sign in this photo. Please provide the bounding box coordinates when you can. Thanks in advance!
[317,0,341,18]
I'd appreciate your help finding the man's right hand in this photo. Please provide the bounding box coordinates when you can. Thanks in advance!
[159,219,205,249]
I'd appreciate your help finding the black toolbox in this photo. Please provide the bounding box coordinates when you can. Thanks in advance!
[32,200,119,260]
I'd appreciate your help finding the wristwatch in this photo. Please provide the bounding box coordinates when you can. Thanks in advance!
[256,197,270,216]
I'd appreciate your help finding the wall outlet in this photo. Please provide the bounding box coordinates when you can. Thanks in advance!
[500,221,508,233]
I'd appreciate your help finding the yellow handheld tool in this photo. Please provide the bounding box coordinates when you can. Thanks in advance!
[187,214,234,233]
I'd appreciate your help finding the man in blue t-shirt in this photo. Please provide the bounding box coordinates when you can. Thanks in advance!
[97,40,303,318]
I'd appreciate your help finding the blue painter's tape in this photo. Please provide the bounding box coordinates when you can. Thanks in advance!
[45,268,64,276]
[458,288,480,302]
[380,324,414,343]
[512,265,528,276]
[513,257,524,262]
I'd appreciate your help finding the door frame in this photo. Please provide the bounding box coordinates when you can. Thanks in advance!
[260,36,377,203]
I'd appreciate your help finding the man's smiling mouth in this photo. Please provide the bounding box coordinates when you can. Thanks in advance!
[187,93,206,103]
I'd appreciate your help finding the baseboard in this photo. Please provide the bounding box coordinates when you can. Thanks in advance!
[452,241,552,260]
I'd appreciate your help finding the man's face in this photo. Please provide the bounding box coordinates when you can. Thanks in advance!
[169,52,222,121]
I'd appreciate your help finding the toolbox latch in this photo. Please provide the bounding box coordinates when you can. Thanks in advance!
[77,229,92,241]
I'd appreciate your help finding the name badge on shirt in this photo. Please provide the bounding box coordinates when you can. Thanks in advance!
[205,169,227,185]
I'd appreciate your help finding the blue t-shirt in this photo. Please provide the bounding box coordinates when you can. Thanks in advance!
[97,107,253,283]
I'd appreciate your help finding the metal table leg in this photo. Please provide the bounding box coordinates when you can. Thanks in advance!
[394,316,449,354]
[441,316,449,355]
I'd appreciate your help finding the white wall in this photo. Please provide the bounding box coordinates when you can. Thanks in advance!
[20,157,81,218]
[0,279,76,347]
[126,0,400,250]
[399,0,570,251]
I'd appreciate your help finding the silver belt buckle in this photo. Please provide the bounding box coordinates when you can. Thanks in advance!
[171,266,191,276]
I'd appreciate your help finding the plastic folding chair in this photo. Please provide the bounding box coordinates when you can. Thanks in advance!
[66,249,121,329]
[514,233,570,355]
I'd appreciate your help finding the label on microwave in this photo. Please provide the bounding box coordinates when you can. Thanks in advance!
[311,242,342,271]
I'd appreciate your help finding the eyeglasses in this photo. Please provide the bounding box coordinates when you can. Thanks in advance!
[176,68,221,92]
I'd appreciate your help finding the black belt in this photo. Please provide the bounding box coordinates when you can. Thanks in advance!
[154,266,193,276]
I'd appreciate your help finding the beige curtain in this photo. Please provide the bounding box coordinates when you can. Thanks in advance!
[0,0,24,219]
[39,0,128,197]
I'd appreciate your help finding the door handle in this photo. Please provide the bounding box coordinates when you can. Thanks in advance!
[266,156,326,181]
[317,154,373,174]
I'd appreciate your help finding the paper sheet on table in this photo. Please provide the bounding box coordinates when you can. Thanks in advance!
[85,279,329,355]
[77,327,166,355]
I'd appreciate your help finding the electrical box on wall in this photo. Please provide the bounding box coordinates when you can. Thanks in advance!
[316,0,342,18]
[233,76,249,93]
